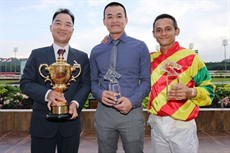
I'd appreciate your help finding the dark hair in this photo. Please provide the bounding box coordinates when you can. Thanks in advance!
[52,8,75,24]
[153,14,178,31]
[103,2,127,19]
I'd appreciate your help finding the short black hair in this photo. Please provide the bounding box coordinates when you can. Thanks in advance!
[52,8,75,24]
[153,13,178,31]
[103,2,127,19]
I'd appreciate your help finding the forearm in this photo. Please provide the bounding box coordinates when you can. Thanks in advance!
[91,81,104,101]
[128,80,151,108]
[191,86,214,106]
[20,79,49,103]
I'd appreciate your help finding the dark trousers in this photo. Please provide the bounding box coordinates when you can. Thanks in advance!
[31,133,80,153]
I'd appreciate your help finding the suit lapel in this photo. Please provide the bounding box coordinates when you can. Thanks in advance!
[46,45,56,64]
[67,47,82,78]
[67,47,77,64]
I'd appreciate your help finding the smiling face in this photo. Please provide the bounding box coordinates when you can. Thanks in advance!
[153,18,180,53]
[50,13,74,47]
[103,5,128,39]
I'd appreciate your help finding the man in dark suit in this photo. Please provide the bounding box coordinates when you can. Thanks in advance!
[20,8,90,153]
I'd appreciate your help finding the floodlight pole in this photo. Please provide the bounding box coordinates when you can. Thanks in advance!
[14,47,18,72]
[222,39,228,71]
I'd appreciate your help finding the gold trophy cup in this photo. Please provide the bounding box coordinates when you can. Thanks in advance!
[39,54,81,121]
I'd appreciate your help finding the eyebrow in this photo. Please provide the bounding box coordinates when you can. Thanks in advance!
[106,12,123,16]
[54,19,72,25]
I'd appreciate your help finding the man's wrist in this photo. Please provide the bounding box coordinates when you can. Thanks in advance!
[71,100,79,108]
[45,89,52,102]
[189,88,196,99]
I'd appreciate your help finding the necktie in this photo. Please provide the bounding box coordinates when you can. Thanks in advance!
[110,40,120,70]
[57,49,65,56]
[103,39,121,83]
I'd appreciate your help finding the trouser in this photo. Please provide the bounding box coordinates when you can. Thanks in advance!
[94,103,145,153]
[147,114,198,153]
[31,132,79,153]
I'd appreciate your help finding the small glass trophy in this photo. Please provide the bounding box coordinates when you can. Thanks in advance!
[104,68,121,104]
[109,82,121,100]
[161,59,181,101]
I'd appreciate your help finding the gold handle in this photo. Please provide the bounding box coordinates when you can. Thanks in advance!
[67,63,81,84]
[39,64,52,83]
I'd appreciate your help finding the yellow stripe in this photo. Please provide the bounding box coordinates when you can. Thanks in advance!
[153,90,168,112]
[172,100,196,120]
[150,51,161,62]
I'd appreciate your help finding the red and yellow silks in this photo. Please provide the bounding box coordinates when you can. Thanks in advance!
[148,42,215,121]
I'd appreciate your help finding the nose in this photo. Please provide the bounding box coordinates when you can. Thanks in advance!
[60,25,66,30]
[112,17,118,22]
[161,30,167,35]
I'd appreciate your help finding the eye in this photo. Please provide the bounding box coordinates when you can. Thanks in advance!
[166,27,172,31]
[66,24,72,27]
[54,22,61,25]
[156,29,161,33]
[106,15,112,19]
[117,15,122,18]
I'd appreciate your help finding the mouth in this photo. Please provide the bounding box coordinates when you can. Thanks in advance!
[58,32,66,36]
[111,25,120,28]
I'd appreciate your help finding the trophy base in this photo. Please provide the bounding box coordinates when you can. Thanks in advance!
[46,113,71,121]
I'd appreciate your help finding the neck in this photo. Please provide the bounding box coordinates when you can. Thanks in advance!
[54,42,68,48]
[160,46,169,54]
[160,42,176,54]
[110,32,124,40]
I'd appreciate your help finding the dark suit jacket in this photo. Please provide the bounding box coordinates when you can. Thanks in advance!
[20,45,90,138]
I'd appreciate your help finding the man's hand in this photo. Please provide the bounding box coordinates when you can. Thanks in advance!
[101,35,109,44]
[101,90,119,106]
[47,90,67,110]
[69,102,78,120]
[113,97,132,114]
[168,83,195,100]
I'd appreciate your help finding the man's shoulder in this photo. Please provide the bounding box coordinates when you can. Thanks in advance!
[127,35,145,44]
[70,47,88,57]
[91,43,107,52]
[31,46,51,54]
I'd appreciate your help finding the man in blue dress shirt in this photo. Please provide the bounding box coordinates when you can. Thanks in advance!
[90,2,151,153]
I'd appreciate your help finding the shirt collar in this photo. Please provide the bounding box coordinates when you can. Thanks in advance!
[53,43,69,52]
[108,32,128,45]
[53,43,69,59]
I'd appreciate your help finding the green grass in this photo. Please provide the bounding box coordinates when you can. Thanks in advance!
[0,79,20,85]
[212,77,229,83]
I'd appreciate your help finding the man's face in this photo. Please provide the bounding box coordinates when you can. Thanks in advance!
[153,18,179,48]
[50,13,74,46]
[103,6,127,35]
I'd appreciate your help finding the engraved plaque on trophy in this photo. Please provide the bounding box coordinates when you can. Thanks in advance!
[39,54,81,121]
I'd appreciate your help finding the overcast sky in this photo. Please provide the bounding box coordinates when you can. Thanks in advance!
[0,0,229,62]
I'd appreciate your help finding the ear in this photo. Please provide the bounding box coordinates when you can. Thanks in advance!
[175,28,180,36]
[49,25,52,32]
[152,30,156,38]
[125,17,128,25]
[103,19,106,26]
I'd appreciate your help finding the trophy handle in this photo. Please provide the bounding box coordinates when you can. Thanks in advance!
[68,64,82,84]
[39,64,52,83]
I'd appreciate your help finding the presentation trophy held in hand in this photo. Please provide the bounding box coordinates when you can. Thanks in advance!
[39,54,81,121]
[161,59,181,101]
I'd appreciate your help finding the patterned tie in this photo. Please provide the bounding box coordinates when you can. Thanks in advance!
[57,49,65,56]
